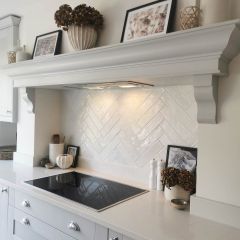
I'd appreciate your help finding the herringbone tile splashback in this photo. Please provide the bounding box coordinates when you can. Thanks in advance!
[62,86,198,184]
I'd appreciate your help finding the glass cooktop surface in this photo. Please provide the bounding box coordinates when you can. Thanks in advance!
[25,172,148,211]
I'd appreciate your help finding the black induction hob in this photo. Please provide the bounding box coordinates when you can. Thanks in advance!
[25,172,148,211]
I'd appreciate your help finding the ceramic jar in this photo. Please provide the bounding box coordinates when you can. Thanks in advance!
[164,185,190,201]
[49,143,64,166]
[56,154,73,169]
[67,25,98,50]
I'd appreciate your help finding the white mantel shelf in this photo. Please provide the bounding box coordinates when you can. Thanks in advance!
[2,19,240,124]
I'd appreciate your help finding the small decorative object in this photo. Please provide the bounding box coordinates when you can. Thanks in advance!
[45,163,55,169]
[121,0,176,43]
[52,134,60,144]
[7,51,16,64]
[180,6,201,30]
[162,167,195,201]
[32,30,62,59]
[15,40,31,62]
[149,159,157,190]
[56,154,73,169]
[0,146,16,160]
[166,145,197,173]
[66,145,80,168]
[39,158,50,167]
[54,4,104,50]
[171,199,188,210]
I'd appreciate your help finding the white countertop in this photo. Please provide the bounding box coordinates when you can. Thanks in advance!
[0,161,239,240]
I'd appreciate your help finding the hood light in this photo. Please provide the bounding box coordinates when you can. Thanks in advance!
[64,81,153,90]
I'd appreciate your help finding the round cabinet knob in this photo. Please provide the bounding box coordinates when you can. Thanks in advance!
[22,200,31,208]
[1,187,8,193]
[68,221,80,232]
[21,218,30,226]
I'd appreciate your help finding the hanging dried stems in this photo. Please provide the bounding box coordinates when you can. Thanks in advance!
[55,4,104,31]
[161,167,195,192]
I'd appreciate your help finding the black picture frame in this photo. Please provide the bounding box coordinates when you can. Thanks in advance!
[66,145,80,168]
[165,145,198,173]
[121,0,176,43]
[32,30,62,59]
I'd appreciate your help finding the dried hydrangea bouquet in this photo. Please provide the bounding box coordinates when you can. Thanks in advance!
[55,4,104,50]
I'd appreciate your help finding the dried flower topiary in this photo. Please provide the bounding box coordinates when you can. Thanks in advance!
[162,167,195,192]
[54,4,103,31]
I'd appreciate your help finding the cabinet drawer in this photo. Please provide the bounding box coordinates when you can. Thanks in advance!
[11,207,75,240]
[15,190,95,240]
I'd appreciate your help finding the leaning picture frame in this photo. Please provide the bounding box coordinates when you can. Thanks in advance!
[121,0,176,43]
[66,145,80,168]
[32,30,62,59]
[165,145,198,173]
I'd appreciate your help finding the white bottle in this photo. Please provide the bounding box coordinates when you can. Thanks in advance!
[156,160,165,191]
[149,159,157,190]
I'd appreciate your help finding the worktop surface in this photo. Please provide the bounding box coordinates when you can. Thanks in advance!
[0,161,239,240]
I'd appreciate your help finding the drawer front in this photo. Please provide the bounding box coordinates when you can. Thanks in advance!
[11,207,75,240]
[15,190,95,240]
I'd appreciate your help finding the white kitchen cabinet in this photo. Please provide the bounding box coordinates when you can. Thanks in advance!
[0,184,9,240]
[0,15,20,122]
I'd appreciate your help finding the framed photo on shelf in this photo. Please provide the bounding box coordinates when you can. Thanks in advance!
[121,0,176,42]
[66,145,80,168]
[32,30,62,59]
[166,145,198,173]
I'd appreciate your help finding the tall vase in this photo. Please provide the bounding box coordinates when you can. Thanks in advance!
[67,25,98,50]
[200,0,232,26]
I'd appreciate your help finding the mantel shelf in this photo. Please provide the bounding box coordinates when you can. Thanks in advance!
[1,19,240,124]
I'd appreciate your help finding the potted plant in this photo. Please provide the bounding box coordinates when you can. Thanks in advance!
[161,167,195,201]
[55,4,104,50]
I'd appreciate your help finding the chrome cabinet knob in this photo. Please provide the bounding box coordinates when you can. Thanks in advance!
[1,187,8,193]
[21,218,30,226]
[22,200,31,208]
[68,221,80,232]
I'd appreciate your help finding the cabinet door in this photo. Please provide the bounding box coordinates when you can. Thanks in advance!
[9,207,76,240]
[0,184,9,240]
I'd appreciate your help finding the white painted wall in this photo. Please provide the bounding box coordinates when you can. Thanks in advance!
[2,0,240,207]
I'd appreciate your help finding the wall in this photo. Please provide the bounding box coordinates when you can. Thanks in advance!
[62,87,198,184]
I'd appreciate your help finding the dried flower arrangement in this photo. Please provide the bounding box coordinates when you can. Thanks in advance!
[161,167,195,192]
[55,4,104,31]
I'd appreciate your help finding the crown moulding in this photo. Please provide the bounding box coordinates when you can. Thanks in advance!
[2,20,240,124]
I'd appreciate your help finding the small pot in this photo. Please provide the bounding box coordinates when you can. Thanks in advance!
[67,25,98,50]
[164,185,190,201]
[56,154,73,169]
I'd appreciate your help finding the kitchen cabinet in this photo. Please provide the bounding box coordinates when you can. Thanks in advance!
[0,15,20,122]
[0,184,9,240]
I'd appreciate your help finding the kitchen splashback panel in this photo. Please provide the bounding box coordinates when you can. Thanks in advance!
[61,86,198,184]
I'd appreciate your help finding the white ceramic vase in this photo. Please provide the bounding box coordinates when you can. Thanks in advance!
[67,25,98,50]
[164,185,190,201]
[56,154,73,169]
[49,143,64,166]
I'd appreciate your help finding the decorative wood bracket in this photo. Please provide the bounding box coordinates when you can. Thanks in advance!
[20,88,35,114]
[193,75,218,124]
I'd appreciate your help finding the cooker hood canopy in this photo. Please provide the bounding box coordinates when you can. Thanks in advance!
[2,19,240,124]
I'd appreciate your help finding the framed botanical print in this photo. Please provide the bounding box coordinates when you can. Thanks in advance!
[121,0,176,42]
[32,30,62,59]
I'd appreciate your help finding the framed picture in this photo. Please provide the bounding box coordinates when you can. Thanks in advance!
[66,145,80,168]
[166,145,198,173]
[121,0,176,42]
[32,30,62,59]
